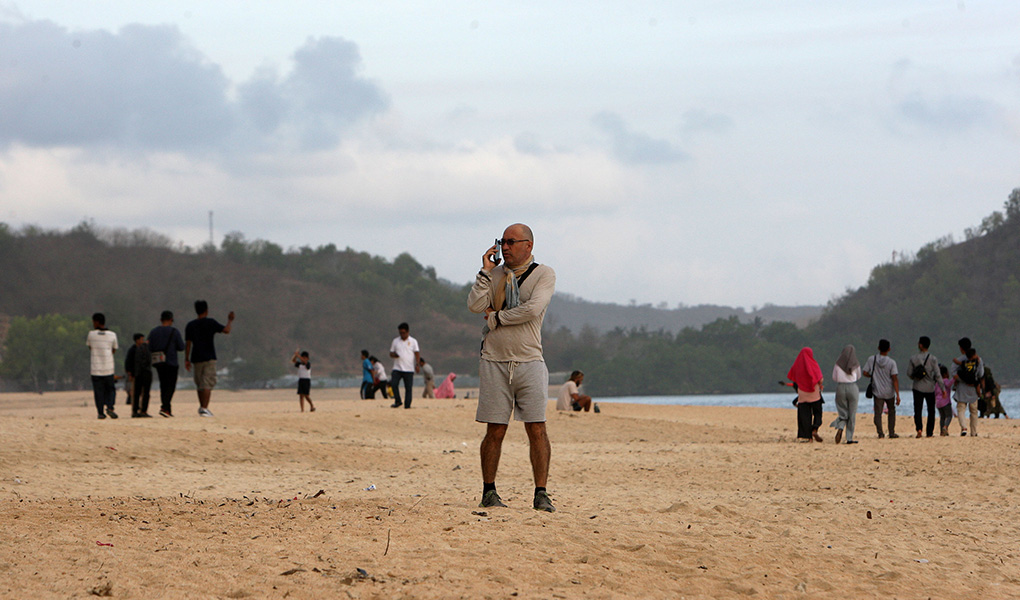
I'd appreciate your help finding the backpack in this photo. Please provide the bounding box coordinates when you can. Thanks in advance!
[910,354,929,380]
[957,359,979,385]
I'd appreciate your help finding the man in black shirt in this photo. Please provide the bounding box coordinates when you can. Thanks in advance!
[185,300,235,417]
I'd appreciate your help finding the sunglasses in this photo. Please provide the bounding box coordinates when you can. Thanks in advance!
[497,238,530,247]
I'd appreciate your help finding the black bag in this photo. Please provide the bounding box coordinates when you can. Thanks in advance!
[865,355,876,398]
[910,354,930,380]
[958,359,979,385]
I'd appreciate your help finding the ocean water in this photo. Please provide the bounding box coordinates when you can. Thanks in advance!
[608,388,1020,417]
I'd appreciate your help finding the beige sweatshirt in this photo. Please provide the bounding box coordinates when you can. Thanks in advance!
[466,263,556,363]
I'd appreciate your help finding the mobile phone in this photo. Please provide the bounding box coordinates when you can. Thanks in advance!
[492,238,502,265]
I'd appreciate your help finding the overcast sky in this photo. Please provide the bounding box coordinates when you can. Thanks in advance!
[2,2,1018,308]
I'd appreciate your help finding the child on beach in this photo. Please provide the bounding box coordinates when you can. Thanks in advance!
[291,350,314,412]
[935,364,953,436]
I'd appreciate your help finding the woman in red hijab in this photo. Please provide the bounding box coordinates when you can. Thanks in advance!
[788,347,824,442]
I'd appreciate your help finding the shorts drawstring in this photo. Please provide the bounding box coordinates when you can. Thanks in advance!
[507,361,519,386]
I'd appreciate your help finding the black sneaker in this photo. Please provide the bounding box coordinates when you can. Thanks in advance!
[479,490,507,508]
[159,409,172,418]
[106,407,119,419]
[533,490,556,513]
[97,413,107,420]
[390,402,402,408]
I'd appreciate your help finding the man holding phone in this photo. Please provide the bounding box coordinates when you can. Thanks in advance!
[467,223,558,512]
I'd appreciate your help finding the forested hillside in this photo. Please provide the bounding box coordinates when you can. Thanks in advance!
[572,188,1020,394]
[0,223,482,390]
[2,186,1018,395]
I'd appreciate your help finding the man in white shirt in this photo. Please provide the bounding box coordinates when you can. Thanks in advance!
[86,312,119,420]
[557,371,594,412]
[388,322,420,409]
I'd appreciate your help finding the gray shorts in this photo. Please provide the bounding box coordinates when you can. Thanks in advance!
[192,360,218,390]
[476,359,549,424]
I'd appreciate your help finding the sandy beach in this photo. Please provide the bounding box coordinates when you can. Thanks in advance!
[1,388,1019,599]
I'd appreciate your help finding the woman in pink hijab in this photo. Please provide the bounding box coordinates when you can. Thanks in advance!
[434,373,457,399]
[788,347,824,443]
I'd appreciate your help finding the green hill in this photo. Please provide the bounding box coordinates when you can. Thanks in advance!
[0,223,482,390]
[3,186,1018,395]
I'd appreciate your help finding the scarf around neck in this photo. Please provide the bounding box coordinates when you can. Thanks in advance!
[492,256,535,312]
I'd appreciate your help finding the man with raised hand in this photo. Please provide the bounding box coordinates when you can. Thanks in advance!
[468,223,557,512]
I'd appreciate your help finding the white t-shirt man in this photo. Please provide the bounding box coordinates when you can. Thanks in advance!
[556,380,579,411]
[389,335,420,373]
[86,329,119,376]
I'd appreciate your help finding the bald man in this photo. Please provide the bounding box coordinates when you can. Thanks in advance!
[468,223,557,512]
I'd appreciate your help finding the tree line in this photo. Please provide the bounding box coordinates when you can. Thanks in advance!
[2,187,1019,394]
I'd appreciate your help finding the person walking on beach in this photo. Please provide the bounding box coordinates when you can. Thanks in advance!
[953,346,984,436]
[420,356,435,398]
[935,364,954,436]
[291,349,315,412]
[863,339,900,438]
[184,300,234,417]
[556,370,594,412]
[148,310,186,417]
[370,356,390,399]
[127,333,153,418]
[388,322,420,409]
[829,345,861,444]
[907,336,943,438]
[788,348,824,443]
[360,350,374,399]
[86,312,118,420]
[468,223,557,512]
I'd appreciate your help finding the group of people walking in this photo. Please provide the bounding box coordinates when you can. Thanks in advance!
[787,336,1005,443]
[85,300,234,419]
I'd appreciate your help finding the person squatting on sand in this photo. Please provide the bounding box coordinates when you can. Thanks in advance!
[468,223,557,512]
[369,356,390,399]
[147,310,186,417]
[863,339,900,438]
[184,300,234,417]
[556,370,596,413]
[291,349,315,412]
[388,322,420,409]
[434,372,457,398]
[86,312,119,420]
[787,348,824,443]
[829,345,861,444]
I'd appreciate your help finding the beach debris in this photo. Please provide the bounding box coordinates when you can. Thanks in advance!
[311,489,325,498]
[356,568,369,578]
[95,541,114,547]
[89,581,113,597]
[280,568,306,576]
[915,559,929,564]
[795,582,807,592]
[452,465,462,471]
[248,429,255,435]
[105,447,117,451]
[365,484,376,491]
[866,511,872,519]
[384,529,391,555]
[472,511,488,517]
